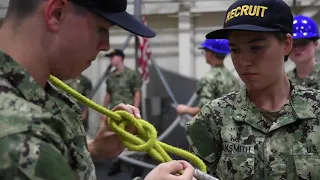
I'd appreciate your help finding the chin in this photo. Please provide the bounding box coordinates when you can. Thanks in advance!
[244,81,265,91]
[290,57,307,64]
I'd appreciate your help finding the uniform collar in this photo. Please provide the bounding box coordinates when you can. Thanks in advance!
[292,63,320,78]
[211,63,224,68]
[0,51,77,115]
[0,51,49,103]
[232,81,316,133]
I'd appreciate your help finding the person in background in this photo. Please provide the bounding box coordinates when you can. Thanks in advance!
[104,49,142,110]
[176,39,240,116]
[64,74,93,131]
[103,49,144,177]
[287,15,320,89]
[0,0,199,179]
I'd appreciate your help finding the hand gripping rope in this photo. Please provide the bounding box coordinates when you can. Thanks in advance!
[49,75,221,180]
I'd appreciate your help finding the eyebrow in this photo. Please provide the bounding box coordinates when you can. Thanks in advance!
[229,38,266,46]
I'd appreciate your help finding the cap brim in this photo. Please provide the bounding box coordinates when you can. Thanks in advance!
[101,11,156,38]
[206,25,281,39]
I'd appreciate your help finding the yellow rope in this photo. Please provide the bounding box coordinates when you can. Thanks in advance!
[49,75,207,173]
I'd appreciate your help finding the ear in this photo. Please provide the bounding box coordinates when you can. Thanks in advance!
[43,0,67,32]
[284,33,293,56]
[314,40,319,47]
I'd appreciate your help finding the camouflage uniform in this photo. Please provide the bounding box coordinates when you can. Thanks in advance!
[0,51,96,179]
[196,64,240,107]
[64,74,93,106]
[287,64,320,90]
[106,66,143,178]
[106,67,142,108]
[186,83,320,179]
[64,74,93,130]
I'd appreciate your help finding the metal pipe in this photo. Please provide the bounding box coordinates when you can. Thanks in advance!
[150,57,179,105]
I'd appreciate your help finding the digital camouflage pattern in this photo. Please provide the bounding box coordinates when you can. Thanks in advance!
[196,64,240,107]
[64,74,93,107]
[64,74,92,130]
[287,64,320,90]
[106,67,142,108]
[186,83,320,179]
[0,51,96,180]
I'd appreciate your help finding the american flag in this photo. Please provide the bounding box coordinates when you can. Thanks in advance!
[137,15,152,84]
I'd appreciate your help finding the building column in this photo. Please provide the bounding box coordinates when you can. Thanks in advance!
[178,10,195,78]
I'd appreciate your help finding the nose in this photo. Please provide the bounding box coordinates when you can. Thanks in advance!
[97,34,110,52]
[238,53,253,67]
[292,45,303,53]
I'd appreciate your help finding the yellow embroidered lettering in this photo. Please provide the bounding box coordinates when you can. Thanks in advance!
[255,6,261,16]
[234,6,241,17]
[225,5,268,23]
[248,5,257,16]
[225,11,231,22]
[260,6,268,17]
[230,9,236,19]
[240,5,249,16]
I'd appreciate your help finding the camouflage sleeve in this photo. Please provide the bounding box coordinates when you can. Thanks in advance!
[0,133,76,180]
[197,77,217,108]
[82,76,92,96]
[83,78,93,97]
[186,102,223,176]
[106,78,111,93]
[130,72,142,92]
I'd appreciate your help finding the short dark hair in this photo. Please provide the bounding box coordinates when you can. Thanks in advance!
[5,0,88,22]
[214,52,227,60]
[272,32,290,61]
[5,0,41,21]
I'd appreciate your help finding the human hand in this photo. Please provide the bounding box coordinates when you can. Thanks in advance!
[176,104,189,114]
[144,160,196,180]
[82,108,88,121]
[88,103,141,161]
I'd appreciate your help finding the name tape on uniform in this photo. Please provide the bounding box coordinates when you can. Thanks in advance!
[225,5,268,22]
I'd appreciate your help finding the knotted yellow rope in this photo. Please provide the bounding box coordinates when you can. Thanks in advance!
[49,75,207,173]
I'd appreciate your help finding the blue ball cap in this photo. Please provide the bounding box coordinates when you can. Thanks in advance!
[199,39,230,55]
[293,15,319,40]
[206,0,293,39]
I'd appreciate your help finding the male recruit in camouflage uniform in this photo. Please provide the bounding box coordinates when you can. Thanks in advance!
[0,0,199,179]
[287,64,320,90]
[106,67,142,108]
[196,64,240,107]
[176,39,239,116]
[287,15,320,90]
[186,0,320,179]
[64,74,93,130]
[104,49,144,177]
[0,52,96,179]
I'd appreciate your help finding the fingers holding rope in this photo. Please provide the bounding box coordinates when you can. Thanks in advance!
[49,75,208,175]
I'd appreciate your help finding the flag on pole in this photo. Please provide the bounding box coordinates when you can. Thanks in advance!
[137,15,152,84]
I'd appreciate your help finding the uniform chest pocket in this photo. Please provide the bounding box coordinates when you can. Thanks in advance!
[217,144,254,180]
[293,155,320,179]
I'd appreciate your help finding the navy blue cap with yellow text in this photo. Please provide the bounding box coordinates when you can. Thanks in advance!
[206,0,293,39]
[70,0,156,38]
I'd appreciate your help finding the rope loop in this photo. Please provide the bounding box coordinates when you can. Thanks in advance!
[48,75,207,173]
[108,111,158,152]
